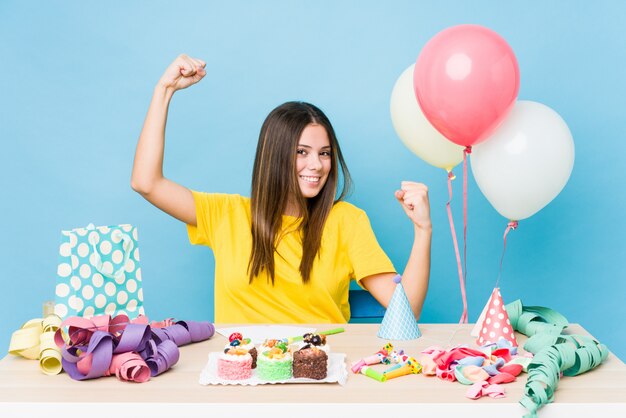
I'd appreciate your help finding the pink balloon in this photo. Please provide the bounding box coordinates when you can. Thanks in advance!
[414,25,520,147]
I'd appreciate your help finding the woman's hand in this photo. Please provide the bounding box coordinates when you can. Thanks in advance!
[157,54,206,92]
[395,181,432,231]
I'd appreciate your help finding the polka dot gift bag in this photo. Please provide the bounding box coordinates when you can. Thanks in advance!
[54,223,145,319]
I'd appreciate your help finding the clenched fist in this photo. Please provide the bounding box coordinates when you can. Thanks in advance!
[158,54,206,92]
[395,181,432,230]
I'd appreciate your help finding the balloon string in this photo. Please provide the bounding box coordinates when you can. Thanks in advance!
[446,170,467,324]
[496,221,518,288]
[463,146,472,320]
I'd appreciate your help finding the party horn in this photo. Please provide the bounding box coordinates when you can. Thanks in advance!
[386,349,412,372]
[383,357,421,379]
[388,349,409,363]
[288,327,345,342]
[360,365,387,382]
[351,343,394,373]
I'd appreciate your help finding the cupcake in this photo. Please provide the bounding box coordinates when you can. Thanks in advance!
[258,338,289,353]
[292,333,329,380]
[256,339,292,381]
[225,332,258,368]
[217,347,252,380]
[297,333,330,353]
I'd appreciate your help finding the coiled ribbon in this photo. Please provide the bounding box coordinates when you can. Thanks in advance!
[505,299,609,417]
[8,314,63,375]
[53,314,214,382]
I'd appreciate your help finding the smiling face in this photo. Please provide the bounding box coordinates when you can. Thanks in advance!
[295,123,332,199]
[250,101,353,283]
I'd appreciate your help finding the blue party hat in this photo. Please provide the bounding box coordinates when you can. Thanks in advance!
[377,274,421,340]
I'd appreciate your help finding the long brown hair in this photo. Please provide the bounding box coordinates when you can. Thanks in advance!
[249,102,352,285]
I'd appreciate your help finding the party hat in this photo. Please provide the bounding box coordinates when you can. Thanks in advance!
[377,275,421,340]
[474,287,518,347]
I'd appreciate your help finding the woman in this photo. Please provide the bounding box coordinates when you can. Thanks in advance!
[131,54,432,324]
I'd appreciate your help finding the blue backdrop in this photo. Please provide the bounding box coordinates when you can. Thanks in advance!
[1,1,624,361]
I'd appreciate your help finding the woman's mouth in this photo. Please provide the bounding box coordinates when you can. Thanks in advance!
[300,175,320,184]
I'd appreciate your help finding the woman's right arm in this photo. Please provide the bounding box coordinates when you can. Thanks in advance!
[131,55,206,226]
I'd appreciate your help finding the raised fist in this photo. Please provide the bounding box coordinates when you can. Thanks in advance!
[158,54,206,92]
[395,181,432,230]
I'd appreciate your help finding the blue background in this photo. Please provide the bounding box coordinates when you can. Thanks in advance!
[1,1,624,361]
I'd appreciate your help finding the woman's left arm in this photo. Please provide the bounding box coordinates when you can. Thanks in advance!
[360,181,432,320]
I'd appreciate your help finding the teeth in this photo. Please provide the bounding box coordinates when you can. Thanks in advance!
[300,176,320,183]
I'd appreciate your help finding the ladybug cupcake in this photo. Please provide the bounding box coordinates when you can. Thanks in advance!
[224,332,257,368]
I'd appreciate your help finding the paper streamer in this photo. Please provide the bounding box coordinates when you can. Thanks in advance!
[54,314,214,382]
[107,352,151,383]
[505,300,609,417]
[8,314,63,375]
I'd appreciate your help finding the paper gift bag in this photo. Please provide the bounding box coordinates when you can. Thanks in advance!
[54,223,145,319]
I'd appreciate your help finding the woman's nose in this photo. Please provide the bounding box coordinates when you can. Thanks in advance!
[308,155,322,170]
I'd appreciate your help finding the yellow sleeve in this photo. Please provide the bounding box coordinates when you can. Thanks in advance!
[186,192,233,248]
[347,209,396,288]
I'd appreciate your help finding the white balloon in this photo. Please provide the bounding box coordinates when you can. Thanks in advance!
[390,64,464,170]
[471,100,575,221]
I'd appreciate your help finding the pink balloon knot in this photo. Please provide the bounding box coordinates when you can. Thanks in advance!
[464,146,473,154]
[447,171,455,180]
[508,221,518,230]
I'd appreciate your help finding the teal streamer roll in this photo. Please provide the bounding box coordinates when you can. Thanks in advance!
[505,300,609,418]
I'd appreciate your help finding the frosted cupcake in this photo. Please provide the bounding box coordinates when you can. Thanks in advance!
[256,339,292,381]
[225,332,258,369]
[297,333,330,353]
[217,347,253,380]
[293,333,329,380]
[258,338,289,353]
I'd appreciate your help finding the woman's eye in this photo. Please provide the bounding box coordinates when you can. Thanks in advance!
[320,151,331,157]
[297,149,307,155]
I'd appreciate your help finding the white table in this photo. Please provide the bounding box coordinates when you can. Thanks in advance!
[1,323,625,417]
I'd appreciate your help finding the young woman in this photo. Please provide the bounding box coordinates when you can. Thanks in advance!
[131,54,432,324]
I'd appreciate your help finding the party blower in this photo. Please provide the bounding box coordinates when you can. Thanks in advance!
[383,356,421,380]
[351,343,394,374]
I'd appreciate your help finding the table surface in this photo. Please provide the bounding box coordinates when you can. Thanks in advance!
[1,323,625,406]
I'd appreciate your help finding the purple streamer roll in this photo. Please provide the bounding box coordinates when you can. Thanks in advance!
[59,316,214,382]
[114,324,151,354]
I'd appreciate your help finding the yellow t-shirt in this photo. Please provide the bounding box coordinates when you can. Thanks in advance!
[186,192,395,324]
